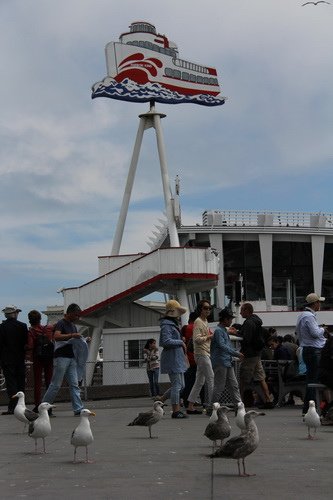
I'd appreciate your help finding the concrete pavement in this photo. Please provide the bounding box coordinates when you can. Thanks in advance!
[0,398,333,499]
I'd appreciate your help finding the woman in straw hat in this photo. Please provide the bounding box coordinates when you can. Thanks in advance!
[159,300,188,419]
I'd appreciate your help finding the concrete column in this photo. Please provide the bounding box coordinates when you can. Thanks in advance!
[259,234,273,310]
[311,235,325,295]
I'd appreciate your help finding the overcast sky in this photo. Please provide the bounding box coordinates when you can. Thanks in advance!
[1,0,332,323]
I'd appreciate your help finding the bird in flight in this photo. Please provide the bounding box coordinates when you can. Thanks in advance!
[302,1,331,5]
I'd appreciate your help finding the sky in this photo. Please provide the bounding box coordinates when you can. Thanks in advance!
[0,0,332,323]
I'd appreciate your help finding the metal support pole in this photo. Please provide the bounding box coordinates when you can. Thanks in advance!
[111,117,147,255]
[153,112,180,247]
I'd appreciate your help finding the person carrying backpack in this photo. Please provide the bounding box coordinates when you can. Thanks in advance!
[26,310,55,413]
[239,302,274,409]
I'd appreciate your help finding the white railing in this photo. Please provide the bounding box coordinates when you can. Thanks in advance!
[63,247,219,313]
[202,210,333,228]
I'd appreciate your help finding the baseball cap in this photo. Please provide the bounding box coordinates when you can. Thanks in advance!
[305,293,325,304]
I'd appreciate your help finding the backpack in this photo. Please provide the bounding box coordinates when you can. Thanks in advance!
[35,327,54,359]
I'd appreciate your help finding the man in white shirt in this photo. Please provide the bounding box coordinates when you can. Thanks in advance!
[296,293,327,415]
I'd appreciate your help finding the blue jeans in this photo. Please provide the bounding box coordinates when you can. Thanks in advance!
[42,357,83,413]
[169,372,185,405]
[302,346,322,413]
[147,368,160,397]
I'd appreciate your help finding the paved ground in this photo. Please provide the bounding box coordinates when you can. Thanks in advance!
[1,398,333,500]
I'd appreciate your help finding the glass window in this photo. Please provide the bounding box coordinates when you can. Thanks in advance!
[272,242,313,309]
[223,241,264,301]
[124,339,146,368]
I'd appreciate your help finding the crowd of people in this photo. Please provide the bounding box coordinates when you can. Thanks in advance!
[0,303,90,417]
[145,292,333,423]
[1,292,333,424]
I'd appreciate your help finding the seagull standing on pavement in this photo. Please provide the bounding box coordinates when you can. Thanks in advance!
[12,391,38,432]
[28,402,55,453]
[209,402,221,423]
[235,401,246,432]
[71,409,96,463]
[209,410,265,477]
[304,400,321,439]
[127,401,164,438]
[204,406,231,449]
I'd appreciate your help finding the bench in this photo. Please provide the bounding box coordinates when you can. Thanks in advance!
[262,360,306,407]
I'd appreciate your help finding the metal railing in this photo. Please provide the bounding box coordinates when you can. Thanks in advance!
[202,210,333,228]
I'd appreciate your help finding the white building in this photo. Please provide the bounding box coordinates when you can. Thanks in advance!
[51,209,333,389]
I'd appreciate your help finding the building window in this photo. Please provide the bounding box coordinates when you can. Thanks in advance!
[223,240,265,303]
[272,241,313,309]
[123,339,146,368]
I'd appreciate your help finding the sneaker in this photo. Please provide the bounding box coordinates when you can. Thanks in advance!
[186,409,203,415]
[74,411,82,416]
[48,409,56,418]
[171,411,188,419]
[1,410,14,415]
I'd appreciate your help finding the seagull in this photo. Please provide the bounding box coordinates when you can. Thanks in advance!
[209,402,221,423]
[28,402,55,453]
[71,409,96,463]
[304,400,321,439]
[204,406,231,449]
[209,410,265,477]
[302,1,331,5]
[235,402,246,432]
[12,391,38,432]
[127,401,164,438]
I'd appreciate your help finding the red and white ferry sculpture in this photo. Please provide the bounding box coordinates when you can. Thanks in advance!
[92,21,225,106]
[105,21,221,97]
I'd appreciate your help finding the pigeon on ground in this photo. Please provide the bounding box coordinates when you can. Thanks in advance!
[304,400,321,439]
[28,402,55,453]
[235,401,246,432]
[204,405,231,448]
[127,401,164,438]
[209,402,221,423]
[12,391,38,432]
[71,409,96,463]
[209,410,265,477]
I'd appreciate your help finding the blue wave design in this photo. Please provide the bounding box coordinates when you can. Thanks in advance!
[91,77,225,107]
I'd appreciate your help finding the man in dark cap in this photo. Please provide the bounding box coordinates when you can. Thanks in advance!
[0,305,28,415]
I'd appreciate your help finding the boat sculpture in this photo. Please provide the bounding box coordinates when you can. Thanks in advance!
[92,21,225,106]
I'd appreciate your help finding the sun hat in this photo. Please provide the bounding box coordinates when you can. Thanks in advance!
[165,299,187,317]
[305,293,325,304]
[2,305,22,314]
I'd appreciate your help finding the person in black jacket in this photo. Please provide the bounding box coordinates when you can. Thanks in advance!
[0,305,28,415]
[239,303,273,409]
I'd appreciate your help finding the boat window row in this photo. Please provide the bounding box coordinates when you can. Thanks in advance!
[126,41,177,57]
[130,23,157,35]
[165,67,218,85]
[173,58,209,74]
